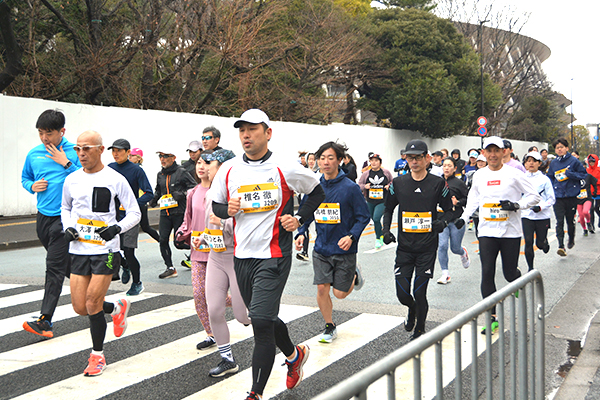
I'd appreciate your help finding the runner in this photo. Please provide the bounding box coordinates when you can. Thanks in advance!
[61,130,141,376]
[296,153,320,262]
[586,154,600,231]
[182,140,202,183]
[108,139,155,295]
[200,149,252,378]
[394,151,409,176]
[450,149,466,179]
[128,148,144,165]
[358,153,393,249]
[546,138,588,256]
[21,109,81,338]
[202,126,223,151]
[457,136,540,334]
[521,151,555,271]
[468,154,487,237]
[429,151,443,177]
[382,140,454,340]
[150,148,197,278]
[128,147,160,243]
[209,108,325,400]
[175,150,214,350]
[294,141,369,343]
[502,140,526,173]
[577,169,597,236]
[342,153,358,182]
[436,157,470,285]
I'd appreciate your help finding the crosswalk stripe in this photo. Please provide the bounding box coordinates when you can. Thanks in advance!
[12,304,317,400]
[0,291,162,337]
[188,313,403,399]
[0,286,71,309]
[0,283,27,291]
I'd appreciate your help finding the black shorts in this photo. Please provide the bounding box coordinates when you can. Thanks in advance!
[394,250,436,279]
[234,256,291,321]
[312,251,357,292]
[70,252,121,276]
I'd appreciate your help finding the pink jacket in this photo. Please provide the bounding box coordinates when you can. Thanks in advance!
[177,185,210,262]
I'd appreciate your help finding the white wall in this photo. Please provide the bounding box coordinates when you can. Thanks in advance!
[0,94,545,216]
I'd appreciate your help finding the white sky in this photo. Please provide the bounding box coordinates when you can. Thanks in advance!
[371,1,599,127]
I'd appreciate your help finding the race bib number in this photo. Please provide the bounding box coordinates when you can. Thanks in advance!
[119,204,125,211]
[203,228,227,252]
[555,168,568,182]
[159,194,178,210]
[191,231,210,252]
[314,203,341,224]
[76,218,107,245]
[369,188,384,200]
[482,203,509,221]
[238,183,279,213]
[402,211,432,233]
[455,173,462,179]
[577,189,587,200]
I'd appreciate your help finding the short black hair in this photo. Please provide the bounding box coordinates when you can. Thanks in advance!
[540,149,548,154]
[442,157,457,167]
[36,109,65,131]
[203,126,221,139]
[528,146,538,152]
[553,138,569,148]
[315,141,348,160]
[572,150,580,156]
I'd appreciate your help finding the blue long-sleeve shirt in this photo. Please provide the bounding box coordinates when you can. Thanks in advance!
[108,160,154,208]
[21,137,81,217]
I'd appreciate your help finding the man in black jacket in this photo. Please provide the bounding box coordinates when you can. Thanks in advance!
[150,149,197,278]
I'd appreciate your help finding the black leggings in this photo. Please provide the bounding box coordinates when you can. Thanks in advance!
[479,237,522,315]
[123,247,141,283]
[521,218,550,271]
[590,199,600,228]
[140,204,160,242]
[395,274,430,333]
[553,197,577,248]
[159,214,184,268]
[251,318,295,395]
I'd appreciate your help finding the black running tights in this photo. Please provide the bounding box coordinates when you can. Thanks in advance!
[89,310,107,352]
[395,275,430,333]
[521,218,550,271]
[124,247,141,283]
[479,237,521,315]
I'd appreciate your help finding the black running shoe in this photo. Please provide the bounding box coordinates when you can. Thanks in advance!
[410,329,425,341]
[209,358,239,377]
[23,317,53,338]
[567,240,575,249]
[196,336,216,350]
[405,305,416,332]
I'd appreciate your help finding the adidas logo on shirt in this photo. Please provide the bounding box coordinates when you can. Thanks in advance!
[424,269,431,274]
[415,188,422,193]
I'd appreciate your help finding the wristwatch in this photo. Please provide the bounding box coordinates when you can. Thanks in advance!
[63,161,73,169]
[294,215,304,226]
[348,234,356,242]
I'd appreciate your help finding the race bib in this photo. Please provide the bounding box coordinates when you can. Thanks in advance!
[455,173,462,179]
[119,204,125,211]
[402,211,432,233]
[159,194,178,210]
[369,188,384,200]
[314,203,341,224]
[238,183,279,213]
[577,189,588,200]
[76,218,107,245]
[482,203,509,221]
[191,231,210,252]
[203,228,227,252]
[555,168,568,182]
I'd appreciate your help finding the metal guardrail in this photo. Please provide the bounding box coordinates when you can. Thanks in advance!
[312,270,545,400]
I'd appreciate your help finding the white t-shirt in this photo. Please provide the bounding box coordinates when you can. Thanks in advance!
[61,166,141,255]
[460,165,540,238]
[209,152,320,259]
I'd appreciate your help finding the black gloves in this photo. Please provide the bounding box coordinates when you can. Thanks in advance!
[432,220,448,233]
[149,198,158,208]
[96,225,122,241]
[499,200,520,211]
[454,218,466,230]
[382,231,396,245]
[531,206,542,213]
[64,227,79,242]
[174,231,190,250]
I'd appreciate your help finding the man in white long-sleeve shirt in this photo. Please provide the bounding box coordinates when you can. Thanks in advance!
[61,130,141,377]
[456,136,540,335]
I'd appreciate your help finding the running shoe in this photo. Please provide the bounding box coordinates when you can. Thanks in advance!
[375,238,383,249]
[567,239,575,249]
[354,264,365,291]
[436,274,451,285]
[461,246,470,268]
[542,239,550,254]
[285,344,310,389]
[159,267,178,279]
[468,221,473,231]
[587,222,595,234]
[181,260,192,268]
[557,248,567,257]
[83,353,107,377]
[196,336,216,350]
[244,391,261,400]
[405,305,416,332]
[113,299,130,338]
[584,230,589,237]
[127,282,144,296]
[481,316,499,335]
[209,358,240,377]
[319,323,338,343]
[121,267,131,284]
[296,252,309,261]
[410,329,425,341]
[23,316,53,338]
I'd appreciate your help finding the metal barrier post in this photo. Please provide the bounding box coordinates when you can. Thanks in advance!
[471,318,478,400]
[436,342,443,399]
[510,294,517,400]
[535,278,545,400]
[518,285,528,399]
[498,301,505,400]
[413,355,421,400]
[454,329,462,400]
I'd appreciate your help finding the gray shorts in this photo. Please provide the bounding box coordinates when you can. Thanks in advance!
[70,252,121,276]
[312,251,357,293]
[234,256,291,321]
[120,223,139,249]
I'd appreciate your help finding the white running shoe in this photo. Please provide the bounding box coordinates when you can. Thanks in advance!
[461,246,470,269]
[437,273,451,284]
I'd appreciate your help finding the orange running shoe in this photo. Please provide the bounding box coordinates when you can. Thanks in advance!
[23,317,53,338]
[285,344,310,389]
[112,299,130,338]
[83,353,107,376]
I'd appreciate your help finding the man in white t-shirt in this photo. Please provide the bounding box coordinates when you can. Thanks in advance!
[61,130,141,377]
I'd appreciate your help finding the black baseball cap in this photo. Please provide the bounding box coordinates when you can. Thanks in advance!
[432,150,443,157]
[503,139,513,149]
[108,138,131,150]
[404,140,428,155]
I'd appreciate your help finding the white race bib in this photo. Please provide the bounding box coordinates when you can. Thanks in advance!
[402,211,432,233]
[555,168,568,182]
[369,188,384,200]
[482,203,509,222]
[76,218,107,245]
[238,183,279,213]
[577,189,587,200]
[202,228,227,252]
[159,194,178,210]
[314,203,341,224]
[191,231,210,252]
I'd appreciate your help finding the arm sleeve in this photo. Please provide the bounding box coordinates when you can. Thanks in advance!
[137,169,154,205]
[349,186,370,238]
[60,177,75,230]
[212,201,230,219]
[384,169,394,185]
[539,178,556,209]
[456,181,469,208]
[460,176,480,222]
[296,195,314,236]
[382,180,399,232]
[358,171,368,191]
[117,181,142,233]
[151,175,161,206]
[176,189,194,240]
[516,174,542,210]
[437,181,454,224]
[296,184,325,222]
[566,160,588,180]
[21,156,35,194]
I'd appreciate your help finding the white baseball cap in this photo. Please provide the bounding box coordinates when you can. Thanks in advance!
[525,151,542,162]
[482,136,504,149]
[233,109,271,128]
[476,154,487,162]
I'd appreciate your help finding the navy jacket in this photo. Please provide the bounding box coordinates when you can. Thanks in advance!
[546,153,588,198]
[298,170,369,256]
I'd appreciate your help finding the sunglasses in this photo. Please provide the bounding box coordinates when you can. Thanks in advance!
[158,154,174,159]
[74,145,102,152]
[202,136,213,140]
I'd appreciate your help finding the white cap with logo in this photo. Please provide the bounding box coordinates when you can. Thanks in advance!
[482,136,504,149]
[234,109,271,128]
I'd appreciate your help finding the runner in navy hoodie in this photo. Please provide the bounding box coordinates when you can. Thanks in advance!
[546,138,588,256]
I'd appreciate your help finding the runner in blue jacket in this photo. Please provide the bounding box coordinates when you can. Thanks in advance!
[295,141,370,344]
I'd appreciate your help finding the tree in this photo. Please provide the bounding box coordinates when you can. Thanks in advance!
[376,0,436,11]
[358,8,501,138]
[0,1,24,92]
[571,125,593,155]
[504,93,569,144]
